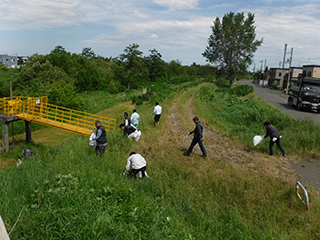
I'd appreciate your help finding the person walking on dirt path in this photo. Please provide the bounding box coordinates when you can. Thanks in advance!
[92,120,108,157]
[153,102,162,126]
[124,112,131,126]
[263,121,286,157]
[131,109,141,129]
[184,117,207,157]
[123,152,148,178]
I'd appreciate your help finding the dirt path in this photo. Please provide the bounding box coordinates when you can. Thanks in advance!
[167,95,317,192]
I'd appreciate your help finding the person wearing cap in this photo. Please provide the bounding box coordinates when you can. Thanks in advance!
[153,102,162,126]
[263,121,286,157]
[92,120,108,156]
[123,152,148,178]
[131,109,140,129]
[123,112,131,126]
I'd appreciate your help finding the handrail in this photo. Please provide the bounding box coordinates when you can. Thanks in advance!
[0,96,116,136]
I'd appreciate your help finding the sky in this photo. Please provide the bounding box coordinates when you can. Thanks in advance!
[1,0,320,71]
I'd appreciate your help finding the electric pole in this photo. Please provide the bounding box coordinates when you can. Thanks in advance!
[282,44,287,69]
[286,47,293,94]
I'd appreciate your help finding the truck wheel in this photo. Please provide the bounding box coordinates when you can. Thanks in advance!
[297,101,302,111]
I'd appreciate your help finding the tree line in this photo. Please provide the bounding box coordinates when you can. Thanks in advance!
[10,44,216,109]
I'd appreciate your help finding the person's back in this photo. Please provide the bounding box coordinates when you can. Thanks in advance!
[124,152,147,178]
[124,125,136,136]
[131,110,140,128]
[153,102,162,125]
[153,104,162,115]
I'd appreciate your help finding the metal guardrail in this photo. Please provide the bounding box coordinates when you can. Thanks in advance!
[0,96,116,136]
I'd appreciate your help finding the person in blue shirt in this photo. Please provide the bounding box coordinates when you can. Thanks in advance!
[131,109,141,129]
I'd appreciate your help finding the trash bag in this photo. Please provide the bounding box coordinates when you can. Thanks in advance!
[89,130,97,147]
[253,135,264,146]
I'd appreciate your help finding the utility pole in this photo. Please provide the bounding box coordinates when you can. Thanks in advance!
[259,60,263,87]
[286,47,293,94]
[264,59,267,86]
[282,44,287,69]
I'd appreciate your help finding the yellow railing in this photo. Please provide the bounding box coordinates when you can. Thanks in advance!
[0,96,30,116]
[0,96,116,136]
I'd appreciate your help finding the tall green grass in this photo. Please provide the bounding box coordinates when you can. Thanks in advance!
[194,83,320,156]
[1,81,320,239]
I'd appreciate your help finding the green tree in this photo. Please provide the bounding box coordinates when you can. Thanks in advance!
[119,43,144,89]
[13,55,83,109]
[81,47,96,60]
[145,49,165,82]
[203,12,263,87]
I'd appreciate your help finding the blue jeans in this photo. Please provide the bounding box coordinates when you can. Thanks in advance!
[186,138,207,157]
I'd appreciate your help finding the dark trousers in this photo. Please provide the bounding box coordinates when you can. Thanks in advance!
[269,139,285,156]
[130,166,147,178]
[154,114,161,124]
[95,145,106,157]
[186,138,207,157]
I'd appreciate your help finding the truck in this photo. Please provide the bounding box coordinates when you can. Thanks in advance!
[287,77,320,112]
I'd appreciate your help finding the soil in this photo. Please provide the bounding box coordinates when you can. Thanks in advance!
[168,96,320,195]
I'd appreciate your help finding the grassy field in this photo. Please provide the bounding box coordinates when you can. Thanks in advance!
[1,81,320,239]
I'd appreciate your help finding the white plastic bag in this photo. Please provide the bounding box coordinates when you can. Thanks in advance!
[253,135,264,146]
[89,130,97,147]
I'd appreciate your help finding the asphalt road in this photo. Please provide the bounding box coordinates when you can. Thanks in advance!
[240,80,320,193]
[240,80,320,124]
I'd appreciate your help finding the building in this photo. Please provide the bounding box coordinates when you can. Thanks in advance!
[268,68,289,89]
[302,65,320,78]
[283,67,303,90]
[0,54,18,68]
[17,56,29,65]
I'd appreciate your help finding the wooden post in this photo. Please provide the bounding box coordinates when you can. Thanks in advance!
[1,121,9,152]
[26,120,31,143]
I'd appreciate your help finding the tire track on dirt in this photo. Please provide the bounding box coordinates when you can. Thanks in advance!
[168,95,297,184]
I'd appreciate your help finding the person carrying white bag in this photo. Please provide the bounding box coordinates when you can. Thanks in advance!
[260,121,286,156]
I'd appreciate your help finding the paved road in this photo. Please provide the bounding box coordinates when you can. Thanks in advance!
[241,80,320,192]
[240,80,320,124]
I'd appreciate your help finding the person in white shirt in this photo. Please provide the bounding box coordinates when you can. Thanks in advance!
[123,152,148,178]
[153,102,162,126]
[131,109,141,129]
[123,112,131,126]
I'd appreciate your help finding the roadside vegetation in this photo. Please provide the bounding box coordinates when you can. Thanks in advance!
[1,82,320,239]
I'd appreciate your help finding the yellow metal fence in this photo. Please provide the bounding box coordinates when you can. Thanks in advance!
[0,96,116,136]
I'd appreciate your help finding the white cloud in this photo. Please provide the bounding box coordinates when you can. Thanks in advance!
[0,0,81,30]
[83,16,212,51]
[1,0,320,66]
[250,4,320,67]
[152,0,198,10]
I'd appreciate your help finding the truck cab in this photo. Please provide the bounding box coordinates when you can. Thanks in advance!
[288,77,320,112]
